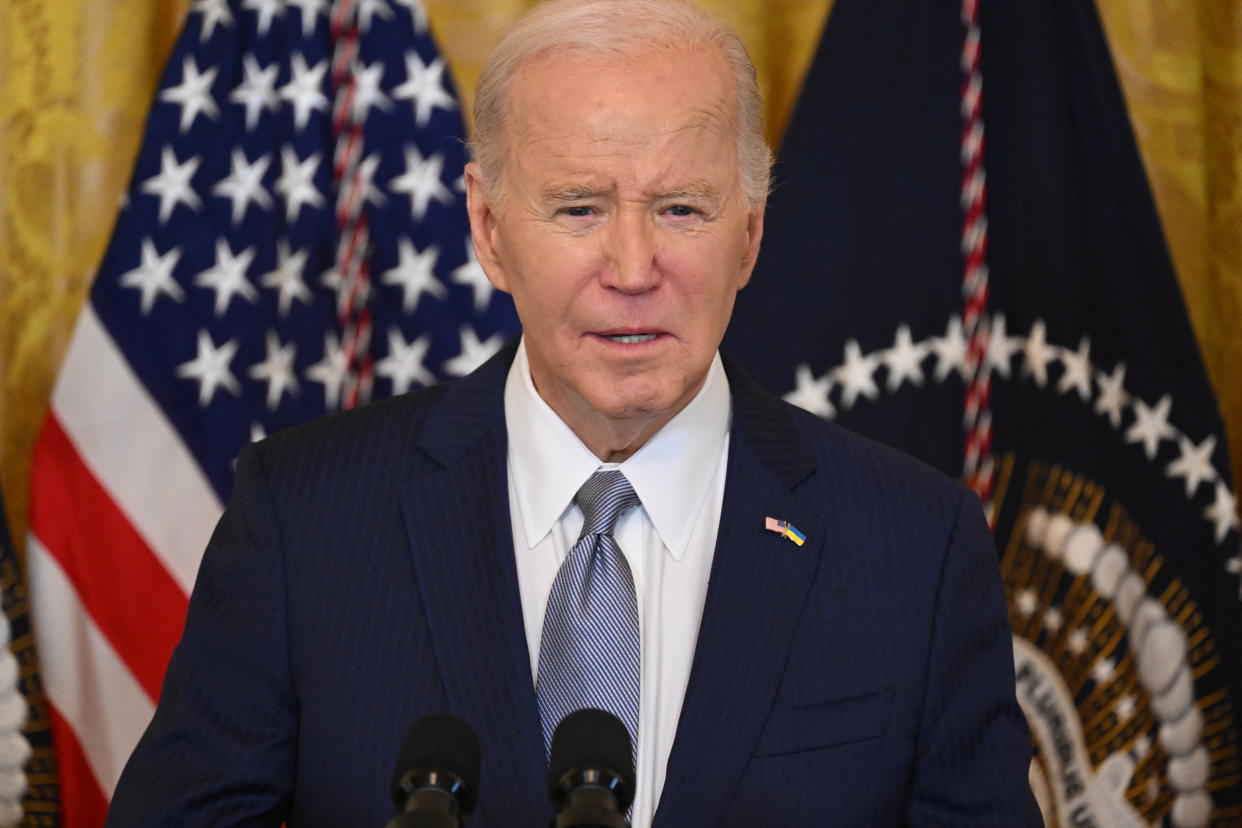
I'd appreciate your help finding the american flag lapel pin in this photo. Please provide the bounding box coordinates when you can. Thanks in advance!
[764,516,806,546]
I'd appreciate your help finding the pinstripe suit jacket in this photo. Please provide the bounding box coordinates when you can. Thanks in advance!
[108,341,1040,827]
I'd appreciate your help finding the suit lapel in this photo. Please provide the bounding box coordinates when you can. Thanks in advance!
[398,342,550,826]
[655,359,826,826]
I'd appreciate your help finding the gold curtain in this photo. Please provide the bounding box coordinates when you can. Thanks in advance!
[1095,0,1242,499]
[1,0,1240,554]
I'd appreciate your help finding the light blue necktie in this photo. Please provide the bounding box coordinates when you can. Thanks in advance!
[537,470,641,764]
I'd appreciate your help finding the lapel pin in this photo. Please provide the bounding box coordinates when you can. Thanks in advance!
[765,516,806,546]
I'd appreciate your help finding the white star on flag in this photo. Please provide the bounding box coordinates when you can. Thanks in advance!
[1166,434,1217,498]
[390,146,453,220]
[261,241,312,316]
[160,56,220,133]
[882,324,927,391]
[350,61,392,121]
[242,0,285,36]
[1205,482,1239,544]
[306,331,349,409]
[286,0,327,36]
[1057,336,1093,400]
[986,313,1022,379]
[376,328,434,394]
[383,238,444,312]
[281,54,329,131]
[176,329,241,406]
[929,315,967,382]
[784,363,835,419]
[1125,394,1175,460]
[248,331,300,410]
[193,0,234,40]
[120,239,185,314]
[833,339,881,410]
[1094,363,1129,427]
[230,54,280,131]
[355,153,387,207]
[451,242,495,312]
[195,239,257,316]
[1021,320,1055,388]
[393,52,457,127]
[213,148,274,225]
[320,267,347,314]
[141,146,203,224]
[1227,552,1242,597]
[443,326,504,377]
[275,147,324,223]
[356,0,395,32]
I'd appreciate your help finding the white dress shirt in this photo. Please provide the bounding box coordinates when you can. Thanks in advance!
[504,339,730,826]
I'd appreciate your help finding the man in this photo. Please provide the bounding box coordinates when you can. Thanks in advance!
[109,1,1040,825]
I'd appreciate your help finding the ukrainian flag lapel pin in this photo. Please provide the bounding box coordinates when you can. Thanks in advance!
[764,516,806,547]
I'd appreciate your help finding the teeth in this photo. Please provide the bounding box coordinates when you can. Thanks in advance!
[606,334,658,344]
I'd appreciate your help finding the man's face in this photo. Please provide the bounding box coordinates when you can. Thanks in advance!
[466,45,764,450]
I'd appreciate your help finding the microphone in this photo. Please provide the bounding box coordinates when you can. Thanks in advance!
[548,709,635,828]
[387,713,481,828]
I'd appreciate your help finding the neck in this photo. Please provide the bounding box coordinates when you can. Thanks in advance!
[577,413,677,463]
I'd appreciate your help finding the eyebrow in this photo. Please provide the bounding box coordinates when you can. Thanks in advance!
[541,184,606,202]
[539,181,724,203]
[652,181,722,202]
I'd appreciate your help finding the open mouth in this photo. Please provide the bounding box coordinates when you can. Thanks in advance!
[602,333,660,344]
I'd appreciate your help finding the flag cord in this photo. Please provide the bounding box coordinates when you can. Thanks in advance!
[959,0,995,522]
[330,0,375,410]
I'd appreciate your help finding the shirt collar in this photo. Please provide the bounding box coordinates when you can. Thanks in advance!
[504,338,731,560]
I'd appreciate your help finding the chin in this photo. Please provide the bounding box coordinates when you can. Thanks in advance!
[589,384,685,422]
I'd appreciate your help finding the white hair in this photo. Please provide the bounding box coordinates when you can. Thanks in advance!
[469,0,772,208]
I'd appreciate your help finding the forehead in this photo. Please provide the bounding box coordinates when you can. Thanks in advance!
[503,45,739,187]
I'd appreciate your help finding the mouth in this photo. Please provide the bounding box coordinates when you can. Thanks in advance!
[602,333,659,344]
[590,329,667,346]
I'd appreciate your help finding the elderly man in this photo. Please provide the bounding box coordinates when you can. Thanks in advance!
[109,0,1039,825]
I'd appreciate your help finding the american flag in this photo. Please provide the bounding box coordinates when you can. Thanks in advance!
[25,0,518,823]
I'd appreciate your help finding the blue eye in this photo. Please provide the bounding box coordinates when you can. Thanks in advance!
[564,205,593,217]
[666,205,696,217]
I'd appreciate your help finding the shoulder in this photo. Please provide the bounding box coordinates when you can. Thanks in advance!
[725,354,972,523]
[243,339,517,485]
[244,383,450,482]
[793,402,966,508]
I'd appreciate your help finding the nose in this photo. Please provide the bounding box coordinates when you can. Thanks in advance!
[599,208,659,294]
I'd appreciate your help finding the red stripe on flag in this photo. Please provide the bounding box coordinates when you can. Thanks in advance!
[49,705,110,828]
[30,414,190,701]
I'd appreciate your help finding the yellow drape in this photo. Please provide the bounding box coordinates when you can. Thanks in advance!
[1,0,1240,558]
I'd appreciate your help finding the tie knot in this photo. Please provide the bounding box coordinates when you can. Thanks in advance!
[575,470,639,538]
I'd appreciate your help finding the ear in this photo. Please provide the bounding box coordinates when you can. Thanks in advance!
[464,161,510,293]
[735,204,765,290]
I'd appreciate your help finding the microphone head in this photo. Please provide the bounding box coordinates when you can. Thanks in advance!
[548,708,635,811]
[391,712,481,813]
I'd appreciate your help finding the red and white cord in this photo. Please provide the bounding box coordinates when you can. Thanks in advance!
[330,0,374,410]
[960,0,995,519]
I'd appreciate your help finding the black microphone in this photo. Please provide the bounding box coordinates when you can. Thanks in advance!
[387,713,481,828]
[548,709,635,828]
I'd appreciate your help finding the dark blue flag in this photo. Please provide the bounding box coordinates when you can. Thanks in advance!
[727,0,1241,823]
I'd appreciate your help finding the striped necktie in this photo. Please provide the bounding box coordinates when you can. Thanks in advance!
[537,469,641,764]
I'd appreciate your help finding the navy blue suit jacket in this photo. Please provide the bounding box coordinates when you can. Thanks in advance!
[108,343,1040,826]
